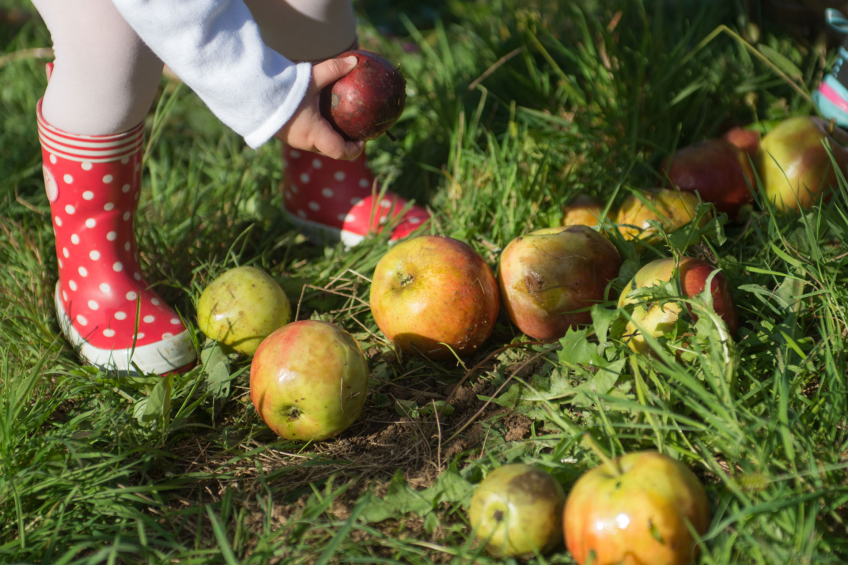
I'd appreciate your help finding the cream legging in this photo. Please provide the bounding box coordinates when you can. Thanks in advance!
[32,0,357,136]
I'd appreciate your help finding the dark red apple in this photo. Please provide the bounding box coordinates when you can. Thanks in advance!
[722,126,761,159]
[320,50,406,141]
[661,139,756,219]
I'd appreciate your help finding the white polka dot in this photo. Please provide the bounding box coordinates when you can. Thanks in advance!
[107,231,117,241]
[87,300,99,310]
[85,218,96,228]
[134,272,141,281]
[338,213,348,221]
[100,283,111,293]
[81,162,92,171]
[151,298,160,306]
[113,262,123,272]
[126,291,137,300]
[62,248,69,258]
[351,197,363,206]
[345,213,356,222]
[104,202,114,211]
[103,329,115,337]
[285,191,293,200]
[89,250,100,261]
[69,280,77,291]
[334,171,346,181]
[58,258,63,269]
[321,188,334,198]
[115,311,127,320]
[76,315,87,326]
[162,332,173,339]
[289,150,301,158]
[381,199,392,208]
[49,154,57,164]
[103,174,114,184]
[123,212,130,221]
[409,217,422,224]
[78,266,87,277]
[55,216,62,227]
[83,191,94,200]
[290,184,299,194]
[297,210,307,218]
[71,234,79,245]
[308,201,320,211]
[380,216,389,224]
[62,291,68,302]
[359,178,370,188]
[300,173,310,184]
[312,158,323,169]
[124,242,131,252]
[170,318,181,325]
[121,156,129,165]
[63,174,73,184]
[136,333,145,339]
[121,184,131,193]
[65,205,75,215]
[143,315,155,323]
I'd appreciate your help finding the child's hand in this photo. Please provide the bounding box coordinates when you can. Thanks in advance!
[274,56,365,160]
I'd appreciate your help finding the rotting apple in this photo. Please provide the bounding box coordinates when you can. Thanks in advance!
[498,226,622,341]
[755,116,848,212]
[250,320,369,441]
[564,450,711,565]
[661,139,756,219]
[616,189,709,244]
[469,463,566,559]
[197,266,291,356]
[617,257,738,355]
[320,50,406,141]
[370,235,499,360]
[562,195,612,228]
[722,126,761,160]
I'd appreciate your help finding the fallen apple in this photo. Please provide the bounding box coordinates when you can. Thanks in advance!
[498,226,622,341]
[661,139,755,219]
[197,266,291,356]
[722,126,760,160]
[616,189,708,244]
[617,257,738,355]
[564,450,711,565]
[562,195,612,228]
[250,320,369,441]
[756,116,848,212]
[370,235,499,360]
[320,50,406,141]
[469,463,566,559]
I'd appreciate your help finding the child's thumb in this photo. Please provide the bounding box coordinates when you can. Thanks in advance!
[312,56,358,89]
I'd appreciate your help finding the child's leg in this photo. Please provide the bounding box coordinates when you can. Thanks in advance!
[33,0,195,374]
[244,0,431,246]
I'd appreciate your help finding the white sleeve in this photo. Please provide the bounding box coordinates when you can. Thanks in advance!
[110,0,312,148]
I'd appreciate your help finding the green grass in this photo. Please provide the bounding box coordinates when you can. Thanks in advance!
[1,0,847,563]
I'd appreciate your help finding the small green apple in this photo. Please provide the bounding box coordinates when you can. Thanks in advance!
[197,266,291,356]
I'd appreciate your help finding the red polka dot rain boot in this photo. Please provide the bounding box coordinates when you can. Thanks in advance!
[281,146,430,246]
[38,99,196,375]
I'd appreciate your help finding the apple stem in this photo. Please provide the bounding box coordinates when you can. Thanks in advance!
[582,433,621,478]
[386,130,397,142]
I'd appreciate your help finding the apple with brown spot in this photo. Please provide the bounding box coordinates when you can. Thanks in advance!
[498,226,621,341]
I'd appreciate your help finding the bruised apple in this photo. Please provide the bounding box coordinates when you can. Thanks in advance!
[250,320,369,441]
[564,451,711,565]
[370,236,499,359]
[755,116,848,212]
[562,195,612,228]
[320,50,406,141]
[498,226,621,340]
[469,464,566,559]
[616,189,708,244]
[617,257,738,354]
[661,139,756,218]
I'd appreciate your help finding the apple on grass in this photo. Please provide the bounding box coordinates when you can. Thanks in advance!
[370,235,500,360]
[250,320,369,442]
[197,266,291,356]
[755,116,848,212]
[616,189,709,245]
[469,463,566,559]
[617,257,738,355]
[564,445,711,565]
[498,226,622,341]
[722,126,760,159]
[562,195,612,228]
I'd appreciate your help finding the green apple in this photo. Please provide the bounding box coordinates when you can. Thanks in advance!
[564,451,711,565]
[498,226,622,341]
[617,257,737,354]
[469,463,566,559]
[616,189,709,244]
[755,116,848,212]
[249,320,369,441]
[197,266,291,356]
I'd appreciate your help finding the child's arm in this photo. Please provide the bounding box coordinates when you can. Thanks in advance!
[110,0,362,159]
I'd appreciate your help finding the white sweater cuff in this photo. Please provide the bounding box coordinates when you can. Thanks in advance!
[243,62,312,149]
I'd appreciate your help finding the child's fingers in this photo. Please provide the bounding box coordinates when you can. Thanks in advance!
[311,56,358,89]
[312,121,364,160]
